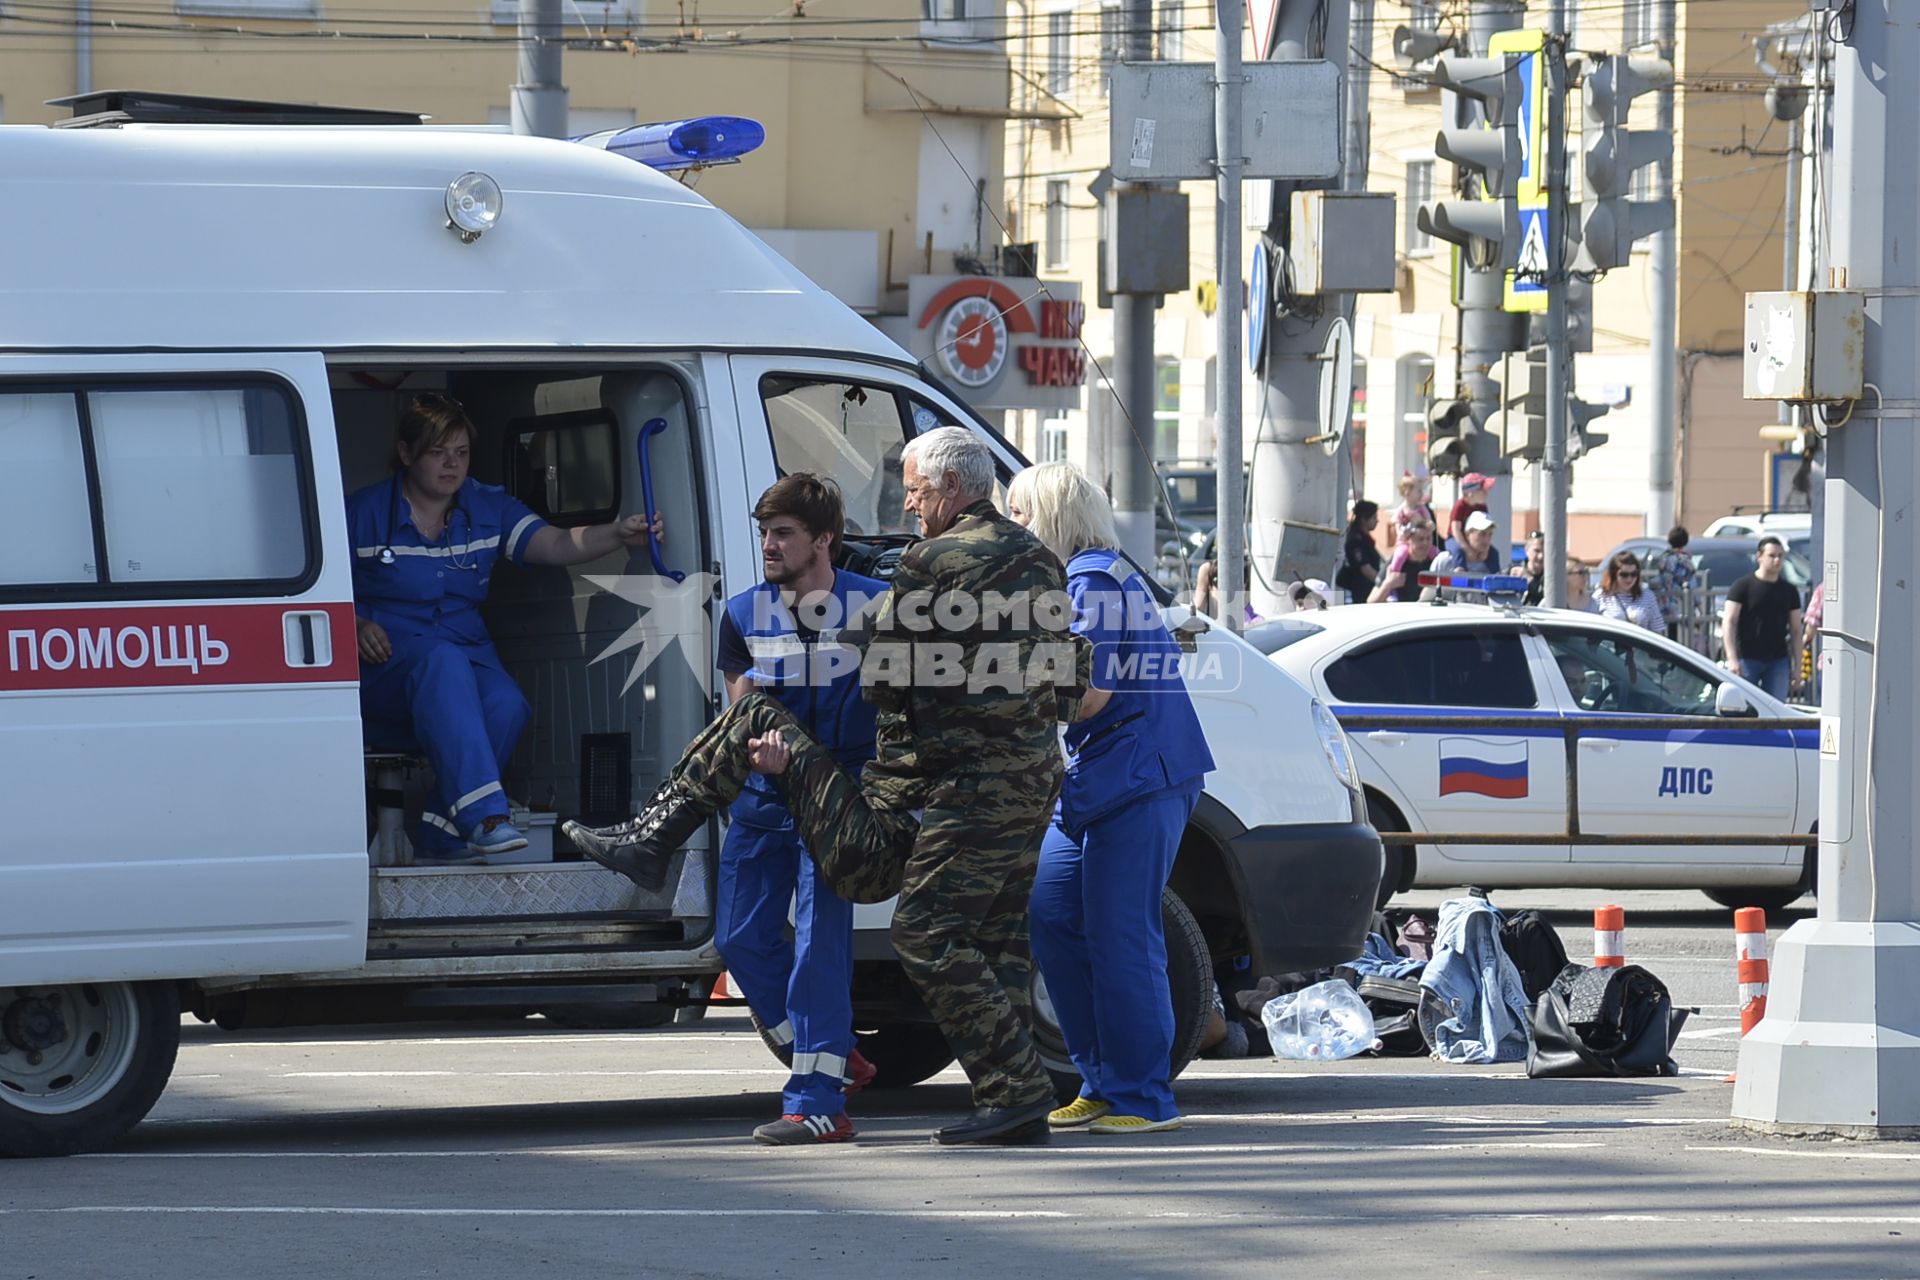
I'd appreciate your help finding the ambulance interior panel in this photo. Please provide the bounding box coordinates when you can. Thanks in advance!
[327,365,713,938]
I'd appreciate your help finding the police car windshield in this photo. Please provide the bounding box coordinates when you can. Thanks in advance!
[1243,617,1326,655]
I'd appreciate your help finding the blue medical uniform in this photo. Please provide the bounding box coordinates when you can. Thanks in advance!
[347,475,549,855]
[1028,548,1215,1122]
[715,570,887,1116]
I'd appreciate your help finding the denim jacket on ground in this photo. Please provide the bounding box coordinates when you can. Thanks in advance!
[1417,896,1533,1063]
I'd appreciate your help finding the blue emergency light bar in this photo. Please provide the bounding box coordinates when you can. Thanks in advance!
[1417,572,1532,597]
[576,116,766,172]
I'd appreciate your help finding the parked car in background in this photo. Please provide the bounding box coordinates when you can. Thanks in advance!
[1704,511,1813,540]
[1248,599,1818,913]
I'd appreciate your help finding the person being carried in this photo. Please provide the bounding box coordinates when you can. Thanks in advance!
[348,393,661,864]
[713,475,887,1146]
[1444,472,1494,555]
[566,427,1075,1147]
[1008,463,1215,1136]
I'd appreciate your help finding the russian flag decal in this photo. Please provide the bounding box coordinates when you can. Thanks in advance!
[1438,737,1529,800]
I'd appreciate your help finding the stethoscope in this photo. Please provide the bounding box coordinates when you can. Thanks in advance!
[378,474,477,571]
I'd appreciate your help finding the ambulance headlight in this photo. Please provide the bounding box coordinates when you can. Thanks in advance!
[1310,698,1363,799]
[445,171,503,243]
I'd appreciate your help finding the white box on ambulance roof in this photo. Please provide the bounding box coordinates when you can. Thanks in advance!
[0,97,1381,1158]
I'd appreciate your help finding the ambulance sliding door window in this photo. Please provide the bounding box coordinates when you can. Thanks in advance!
[88,386,309,586]
[759,376,916,537]
[0,394,95,586]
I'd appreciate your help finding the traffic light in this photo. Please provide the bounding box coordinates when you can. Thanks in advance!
[1568,398,1612,458]
[1417,55,1527,270]
[1427,397,1473,475]
[1497,346,1548,461]
[1576,53,1674,272]
[1393,25,1455,73]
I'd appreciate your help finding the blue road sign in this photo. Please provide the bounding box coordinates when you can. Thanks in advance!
[1506,206,1550,312]
[1249,240,1269,369]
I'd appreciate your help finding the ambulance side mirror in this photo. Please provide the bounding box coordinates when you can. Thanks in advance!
[1715,683,1751,717]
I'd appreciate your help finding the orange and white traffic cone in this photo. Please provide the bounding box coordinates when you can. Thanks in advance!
[1594,904,1626,968]
[1734,908,1770,1035]
[712,970,733,1000]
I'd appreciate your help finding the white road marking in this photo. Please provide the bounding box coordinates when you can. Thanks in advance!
[1690,1145,1920,1162]
[11,1206,1919,1227]
[76,1140,1605,1162]
[277,1069,784,1079]
[1678,1027,1746,1039]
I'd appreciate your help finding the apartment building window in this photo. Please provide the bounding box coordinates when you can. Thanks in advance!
[1100,5,1123,97]
[1404,159,1435,254]
[925,0,968,20]
[1405,1,1440,31]
[1045,180,1072,270]
[1158,0,1184,61]
[1154,357,1182,460]
[1623,0,1655,48]
[1047,10,1074,95]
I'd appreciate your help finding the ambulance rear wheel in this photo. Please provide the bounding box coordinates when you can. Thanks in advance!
[1366,793,1412,908]
[854,1022,955,1089]
[1030,888,1212,1104]
[0,980,180,1158]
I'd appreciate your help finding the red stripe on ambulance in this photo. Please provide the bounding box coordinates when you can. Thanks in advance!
[1,602,358,691]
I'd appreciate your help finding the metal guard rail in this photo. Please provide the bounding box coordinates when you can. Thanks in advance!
[1334,713,1816,847]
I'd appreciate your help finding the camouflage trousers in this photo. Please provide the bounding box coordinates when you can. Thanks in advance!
[671,692,1059,1109]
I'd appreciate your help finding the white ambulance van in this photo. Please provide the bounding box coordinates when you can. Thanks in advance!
[0,93,1382,1157]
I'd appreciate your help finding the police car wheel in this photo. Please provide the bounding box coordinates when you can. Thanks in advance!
[1703,884,1806,914]
[854,1022,956,1089]
[0,980,180,1158]
[1029,889,1212,1104]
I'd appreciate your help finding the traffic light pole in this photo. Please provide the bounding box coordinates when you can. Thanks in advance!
[1540,20,1569,606]
[1212,0,1244,630]
[1645,0,1678,537]
[1457,1,1525,559]
[1731,0,1920,1137]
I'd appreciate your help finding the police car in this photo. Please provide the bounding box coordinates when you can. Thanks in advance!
[1249,575,1818,911]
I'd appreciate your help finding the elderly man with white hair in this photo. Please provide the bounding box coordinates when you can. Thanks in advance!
[567,426,1077,1147]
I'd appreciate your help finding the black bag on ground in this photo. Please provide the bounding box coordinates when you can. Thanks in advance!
[1499,908,1573,1003]
[1526,964,1690,1079]
[1353,974,1427,1057]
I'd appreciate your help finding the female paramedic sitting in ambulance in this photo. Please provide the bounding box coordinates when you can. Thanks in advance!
[348,393,663,863]
[1007,462,1215,1136]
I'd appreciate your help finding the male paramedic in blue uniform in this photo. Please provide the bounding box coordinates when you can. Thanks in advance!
[714,474,888,1145]
[348,393,662,862]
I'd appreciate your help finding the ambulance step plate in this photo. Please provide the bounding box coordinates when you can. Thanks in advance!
[371,853,710,921]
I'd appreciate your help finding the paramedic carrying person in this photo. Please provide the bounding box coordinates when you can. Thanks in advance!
[348,393,663,862]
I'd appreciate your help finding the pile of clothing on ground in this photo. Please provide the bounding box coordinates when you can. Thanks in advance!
[1203,891,1690,1078]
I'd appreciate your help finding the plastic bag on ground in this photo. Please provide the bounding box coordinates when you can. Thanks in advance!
[1261,978,1381,1061]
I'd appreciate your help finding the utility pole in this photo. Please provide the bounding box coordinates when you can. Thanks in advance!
[1732,0,1920,1136]
[1246,0,1352,616]
[512,0,569,139]
[1455,1,1526,562]
[1110,0,1160,564]
[1213,0,1245,629]
[1540,6,1569,606]
[1645,0,1678,537]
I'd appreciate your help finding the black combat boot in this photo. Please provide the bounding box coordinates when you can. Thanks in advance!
[561,781,707,893]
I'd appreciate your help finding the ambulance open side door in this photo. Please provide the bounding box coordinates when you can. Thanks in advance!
[0,352,370,987]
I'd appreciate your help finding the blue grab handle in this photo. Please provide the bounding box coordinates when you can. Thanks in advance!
[636,417,686,583]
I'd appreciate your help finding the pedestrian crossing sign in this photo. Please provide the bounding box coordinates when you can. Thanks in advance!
[1505,207,1550,313]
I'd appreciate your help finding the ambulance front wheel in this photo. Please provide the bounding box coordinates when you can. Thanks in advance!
[854,1022,956,1089]
[0,980,180,1158]
[1029,888,1212,1104]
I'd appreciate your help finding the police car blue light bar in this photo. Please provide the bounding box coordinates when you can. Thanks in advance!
[576,116,766,172]
[1417,572,1532,596]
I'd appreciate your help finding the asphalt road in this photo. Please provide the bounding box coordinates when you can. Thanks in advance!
[7,889,1916,1280]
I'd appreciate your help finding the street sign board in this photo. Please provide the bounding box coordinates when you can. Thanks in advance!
[1110,60,1342,182]
[1506,206,1550,312]
[1493,29,1550,313]
[1249,240,1269,368]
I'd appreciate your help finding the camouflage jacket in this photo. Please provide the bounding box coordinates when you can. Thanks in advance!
[858,499,1074,808]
